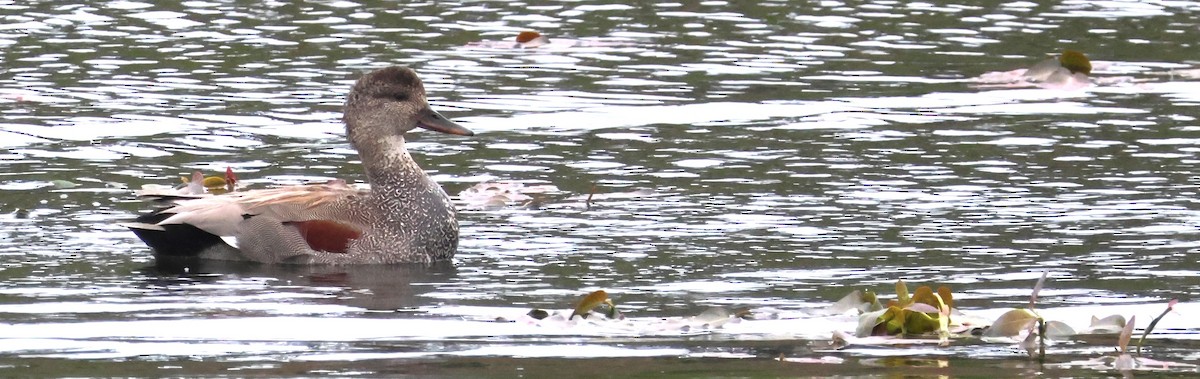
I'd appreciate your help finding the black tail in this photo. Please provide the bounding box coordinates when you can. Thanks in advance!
[129,210,227,257]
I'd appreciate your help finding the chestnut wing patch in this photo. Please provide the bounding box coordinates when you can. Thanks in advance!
[285,220,362,254]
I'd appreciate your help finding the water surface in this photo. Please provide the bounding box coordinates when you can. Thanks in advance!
[2,0,1200,376]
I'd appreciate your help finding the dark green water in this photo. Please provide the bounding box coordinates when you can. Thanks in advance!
[2,0,1200,376]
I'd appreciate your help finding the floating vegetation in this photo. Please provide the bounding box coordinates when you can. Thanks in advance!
[462,30,633,50]
[1047,309,1196,372]
[1058,50,1092,75]
[456,181,559,210]
[456,181,659,211]
[183,167,238,195]
[137,167,239,199]
[498,277,1193,375]
[503,290,753,336]
[570,290,618,320]
[854,280,954,341]
[49,180,80,189]
[818,275,1193,373]
[974,49,1108,89]
[1138,299,1178,355]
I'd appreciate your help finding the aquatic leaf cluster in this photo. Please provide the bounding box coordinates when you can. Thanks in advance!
[182,167,238,195]
[515,275,1190,375]
[854,280,954,339]
[831,274,1191,373]
[138,168,240,198]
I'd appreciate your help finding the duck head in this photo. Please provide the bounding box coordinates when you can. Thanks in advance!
[343,66,473,146]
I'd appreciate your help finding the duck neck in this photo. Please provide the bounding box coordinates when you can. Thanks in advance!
[357,134,431,197]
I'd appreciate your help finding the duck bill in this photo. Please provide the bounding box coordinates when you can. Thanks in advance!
[418,109,474,136]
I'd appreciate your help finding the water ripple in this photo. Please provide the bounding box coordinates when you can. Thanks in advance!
[2,0,1200,371]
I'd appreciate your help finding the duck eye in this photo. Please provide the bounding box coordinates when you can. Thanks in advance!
[391,93,409,101]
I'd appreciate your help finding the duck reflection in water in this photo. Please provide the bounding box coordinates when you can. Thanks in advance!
[141,258,458,311]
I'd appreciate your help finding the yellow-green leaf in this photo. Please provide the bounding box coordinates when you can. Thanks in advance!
[911,286,942,310]
[937,286,954,310]
[861,290,883,312]
[605,302,620,319]
[202,176,227,189]
[883,307,907,335]
[856,308,889,337]
[902,308,941,335]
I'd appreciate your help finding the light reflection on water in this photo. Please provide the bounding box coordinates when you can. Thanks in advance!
[2,0,1200,375]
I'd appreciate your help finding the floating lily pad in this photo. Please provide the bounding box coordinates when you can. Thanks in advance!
[1044,320,1076,339]
[1085,314,1127,334]
[49,180,79,189]
[982,308,1039,338]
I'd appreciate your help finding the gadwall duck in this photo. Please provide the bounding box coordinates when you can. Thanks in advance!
[125,66,473,264]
